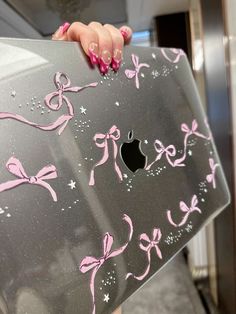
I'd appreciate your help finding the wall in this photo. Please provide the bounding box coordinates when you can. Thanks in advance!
[0,0,41,38]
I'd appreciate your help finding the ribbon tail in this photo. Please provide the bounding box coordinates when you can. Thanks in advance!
[89,143,109,186]
[166,154,177,167]
[0,179,27,192]
[0,112,72,135]
[90,267,98,314]
[89,170,95,186]
[126,251,151,281]
[145,160,155,170]
[173,133,189,167]
[36,181,57,202]
[173,54,181,64]
[167,210,178,227]
[108,214,133,259]
[213,178,216,189]
[71,82,98,92]
[178,213,190,227]
[112,140,123,182]
[135,74,140,89]
[35,115,72,135]
[161,49,173,63]
[145,154,162,170]
[194,131,208,139]
[0,112,42,127]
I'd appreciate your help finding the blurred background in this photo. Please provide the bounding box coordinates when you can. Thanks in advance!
[0,0,235,313]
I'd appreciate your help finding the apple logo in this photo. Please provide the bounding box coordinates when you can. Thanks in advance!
[120,131,147,173]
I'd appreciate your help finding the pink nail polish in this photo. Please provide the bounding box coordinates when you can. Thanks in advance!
[88,42,99,65]
[61,22,70,34]
[100,50,112,74]
[112,59,121,71]
[112,49,122,71]
[120,29,129,40]
[100,59,109,74]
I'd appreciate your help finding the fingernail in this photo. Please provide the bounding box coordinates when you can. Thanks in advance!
[52,22,70,39]
[112,49,122,71]
[88,42,99,65]
[120,28,129,40]
[100,50,112,74]
[61,22,70,34]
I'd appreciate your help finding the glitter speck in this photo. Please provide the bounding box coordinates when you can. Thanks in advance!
[11,90,16,97]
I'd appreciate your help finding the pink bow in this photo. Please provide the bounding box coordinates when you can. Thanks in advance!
[80,214,133,314]
[206,158,219,189]
[173,120,209,167]
[146,140,177,170]
[0,72,98,135]
[89,125,123,186]
[167,195,201,227]
[126,228,162,281]
[125,54,150,89]
[161,48,185,63]
[0,157,57,201]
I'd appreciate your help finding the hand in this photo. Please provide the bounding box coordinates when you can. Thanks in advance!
[52,22,132,74]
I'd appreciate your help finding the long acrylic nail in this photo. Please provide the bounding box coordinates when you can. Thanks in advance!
[100,50,112,74]
[120,28,129,40]
[61,22,70,34]
[88,42,99,65]
[52,22,70,39]
[112,49,122,71]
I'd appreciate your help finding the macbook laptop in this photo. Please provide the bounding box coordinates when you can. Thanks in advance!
[0,38,230,314]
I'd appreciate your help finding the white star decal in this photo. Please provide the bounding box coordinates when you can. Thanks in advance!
[68,180,76,190]
[80,106,87,114]
[103,293,110,303]
[188,150,192,156]
[123,174,128,179]
[144,140,148,144]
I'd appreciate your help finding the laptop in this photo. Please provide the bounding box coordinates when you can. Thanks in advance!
[0,38,230,314]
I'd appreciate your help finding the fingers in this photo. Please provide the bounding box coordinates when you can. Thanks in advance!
[104,24,124,71]
[88,22,113,74]
[119,26,133,44]
[52,21,133,74]
[67,22,100,65]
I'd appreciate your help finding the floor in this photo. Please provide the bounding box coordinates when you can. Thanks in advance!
[123,253,206,314]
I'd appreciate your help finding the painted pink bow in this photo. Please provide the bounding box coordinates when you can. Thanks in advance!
[89,125,123,186]
[80,214,133,314]
[173,120,209,167]
[0,157,57,201]
[206,158,219,189]
[146,140,177,170]
[161,48,185,63]
[167,195,201,227]
[0,72,98,135]
[125,54,150,89]
[126,228,162,281]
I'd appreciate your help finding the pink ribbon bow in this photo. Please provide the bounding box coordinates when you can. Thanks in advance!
[161,48,185,63]
[0,72,98,135]
[0,157,58,201]
[80,214,133,314]
[206,158,219,189]
[89,125,123,186]
[173,120,209,167]
[126,228,162,281]
[167,195,201,227]
[125,54,150,89]
[146,140,177,170]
